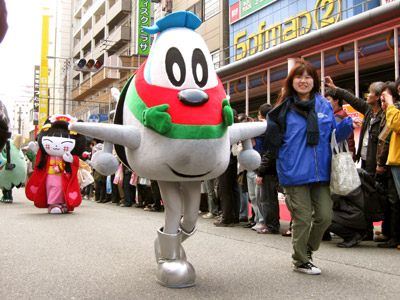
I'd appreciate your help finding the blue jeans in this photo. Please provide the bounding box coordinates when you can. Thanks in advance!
[257,174,280,232]
[205,179,218,215]
[238,183,249,220]
[246,171,263,223]
[391,166,400,198]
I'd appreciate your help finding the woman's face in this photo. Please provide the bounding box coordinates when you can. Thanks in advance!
[292,70,314,99]
[381,88,391,111]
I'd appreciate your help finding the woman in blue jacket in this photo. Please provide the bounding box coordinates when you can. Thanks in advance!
[264,59,362,275]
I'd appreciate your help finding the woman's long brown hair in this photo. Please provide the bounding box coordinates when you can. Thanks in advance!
[274,58,320,107]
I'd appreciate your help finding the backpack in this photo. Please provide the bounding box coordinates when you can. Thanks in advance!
[359,169,386,222]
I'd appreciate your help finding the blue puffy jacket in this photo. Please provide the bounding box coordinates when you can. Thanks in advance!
[276,93,354,187]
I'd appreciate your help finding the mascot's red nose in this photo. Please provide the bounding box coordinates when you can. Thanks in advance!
[178,89,209,106]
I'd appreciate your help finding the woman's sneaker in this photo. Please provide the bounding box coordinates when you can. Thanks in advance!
[293,262,321,275]
[307,249,313,263]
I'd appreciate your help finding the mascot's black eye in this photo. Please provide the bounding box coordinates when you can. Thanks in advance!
[192,48,208,88]
[165,47,186,87]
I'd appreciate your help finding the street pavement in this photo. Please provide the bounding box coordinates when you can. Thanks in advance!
[1,187,400,300]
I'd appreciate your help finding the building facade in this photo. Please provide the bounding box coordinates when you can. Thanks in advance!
[69,0,227,122]
[56,0,400,121]
[70,0,151,122]
[217,0,400,114]
[49,0,74,116]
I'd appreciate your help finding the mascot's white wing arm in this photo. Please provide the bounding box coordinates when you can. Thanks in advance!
[229,122,267,171]
[69,122,141,175]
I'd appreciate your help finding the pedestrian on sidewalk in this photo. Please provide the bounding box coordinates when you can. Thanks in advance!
[263,59,361,275]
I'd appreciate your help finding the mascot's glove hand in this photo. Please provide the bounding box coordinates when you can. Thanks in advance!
[63,152,74,163]
[238,148,261,171]
[222,99,234,126]
[143,104,172,134]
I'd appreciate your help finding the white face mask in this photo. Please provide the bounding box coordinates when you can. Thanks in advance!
[42,136,76,157]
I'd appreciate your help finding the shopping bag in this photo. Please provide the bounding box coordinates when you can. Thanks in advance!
[330,129,361,196]
[130,172,138,186]
[106,176,112,194]
[113,163,123,185]
[79,169,94,189]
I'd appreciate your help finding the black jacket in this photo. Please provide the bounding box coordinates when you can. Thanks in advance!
[332,187,369,230]
[334,88,386,175]
[255,152,277,177]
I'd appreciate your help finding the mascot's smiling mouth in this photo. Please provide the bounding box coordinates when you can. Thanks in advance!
[169,166,211,178]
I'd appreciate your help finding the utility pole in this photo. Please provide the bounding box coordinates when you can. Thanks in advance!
[18,106,21,134]
[62,59,70,114]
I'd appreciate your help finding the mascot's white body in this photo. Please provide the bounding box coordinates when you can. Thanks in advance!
[70,11,266,288]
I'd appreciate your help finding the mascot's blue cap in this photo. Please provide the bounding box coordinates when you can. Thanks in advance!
[143,11,201,35]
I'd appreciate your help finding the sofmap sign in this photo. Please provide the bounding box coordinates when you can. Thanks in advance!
[230,0,380,62]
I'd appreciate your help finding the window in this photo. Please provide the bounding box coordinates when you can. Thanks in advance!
[187,1,203,21]
[205,0,219,20]
[211,50,220,69]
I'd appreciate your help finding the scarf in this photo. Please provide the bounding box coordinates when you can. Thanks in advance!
[293,94,319,146]
[263,94,319,159]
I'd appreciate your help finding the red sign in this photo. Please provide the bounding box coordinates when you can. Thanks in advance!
[230,2,240,24]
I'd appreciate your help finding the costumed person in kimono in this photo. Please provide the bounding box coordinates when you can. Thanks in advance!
[25,115,87,213]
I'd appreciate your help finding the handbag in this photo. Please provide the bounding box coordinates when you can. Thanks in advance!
[113,163,123,185]
[130,172,139,186]
[330,129,361,196]
[79,169,94,189]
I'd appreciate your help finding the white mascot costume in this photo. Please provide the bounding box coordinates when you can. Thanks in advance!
[70,11,266,288]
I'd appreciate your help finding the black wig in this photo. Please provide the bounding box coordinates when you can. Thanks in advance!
[36,119,86,171]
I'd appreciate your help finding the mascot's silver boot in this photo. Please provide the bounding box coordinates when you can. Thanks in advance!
[155,227,196,288]
[155,225,198,261]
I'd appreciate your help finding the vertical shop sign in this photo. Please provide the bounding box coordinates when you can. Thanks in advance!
[39,9,50,130]
[137,0,151,55]
[33,65,40,125]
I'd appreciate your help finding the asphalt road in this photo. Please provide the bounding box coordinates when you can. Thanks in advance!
[1,187,400,300]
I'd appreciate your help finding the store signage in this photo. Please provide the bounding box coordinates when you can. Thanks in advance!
[230,0,277,24]
[137,0,151,55]
[39,12,50,130]
[33,65,40,125]
[381,0,399,5]
[231,0,342,61]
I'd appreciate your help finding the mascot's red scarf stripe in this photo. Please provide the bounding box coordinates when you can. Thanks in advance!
[25,149,82,211]
[134,62,226,126]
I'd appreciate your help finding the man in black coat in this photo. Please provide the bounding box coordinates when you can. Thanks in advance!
[0,100,11,151]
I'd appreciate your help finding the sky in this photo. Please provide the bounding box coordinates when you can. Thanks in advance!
[0,0,53,113]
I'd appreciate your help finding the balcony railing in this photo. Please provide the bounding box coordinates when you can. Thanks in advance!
[107,0,131,25]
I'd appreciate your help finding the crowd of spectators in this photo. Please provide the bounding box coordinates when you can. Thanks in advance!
[78,138,164,212]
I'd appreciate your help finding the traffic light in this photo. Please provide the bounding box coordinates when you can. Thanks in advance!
[74,58,103,72]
